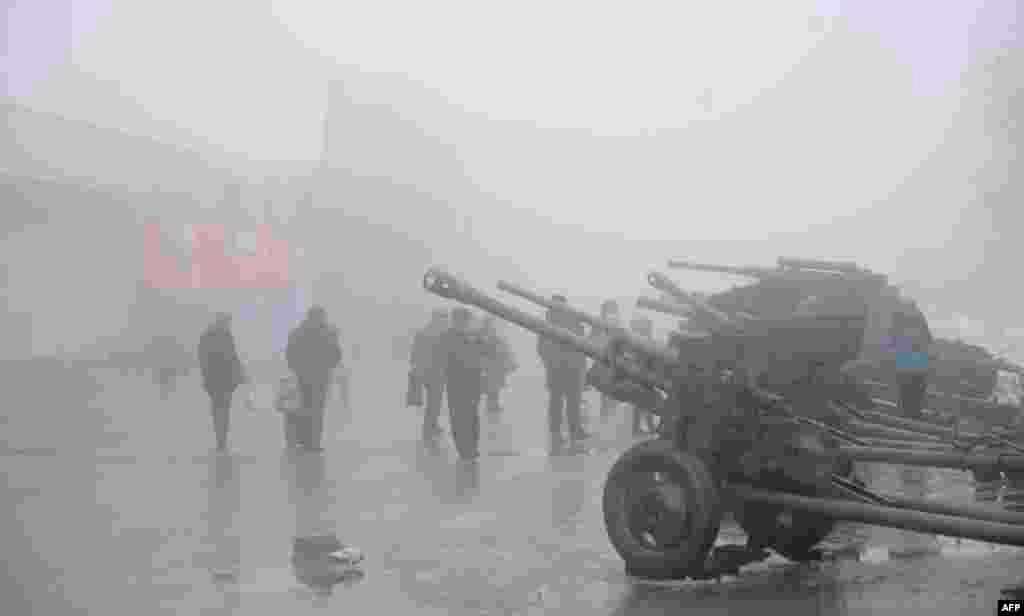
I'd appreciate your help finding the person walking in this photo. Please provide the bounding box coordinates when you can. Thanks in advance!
[411,309,449,439]
[889,298,933,421]
[198,313,245,452]
[628,316,658,436]
[440,308,497,460]
[588,300,622,419]
[539,296,589,445]
[286,306,343,452]
[480,316,517,413]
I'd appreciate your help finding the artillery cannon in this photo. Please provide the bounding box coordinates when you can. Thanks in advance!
[636,296,692,320]
[423,266,1024,581]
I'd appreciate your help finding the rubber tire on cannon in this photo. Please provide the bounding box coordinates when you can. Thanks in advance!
[602,439,722,580]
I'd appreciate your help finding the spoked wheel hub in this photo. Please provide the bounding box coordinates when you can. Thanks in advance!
[603,440,722,580]
[627,473,690,549]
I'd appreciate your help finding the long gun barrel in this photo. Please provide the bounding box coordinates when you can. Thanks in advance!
[497,280,612,333]
[667,260,888,291]
[424,268,673,391]
[777,257,863,274]
[667,260,775,280]
[647,271,738,331]
[637,296,693,319]
[497,280,677,366]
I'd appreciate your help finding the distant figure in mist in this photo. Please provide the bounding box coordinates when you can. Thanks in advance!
[440,307,499,460]
[411,309,449,440]
[480,316,517,413]
[588,300,623,419]
[198,313,246,452]
[889,297,933,421]
[628,317,658,436]
[286,306,343,452]
[154,336,189,399]
[539,296,589,445]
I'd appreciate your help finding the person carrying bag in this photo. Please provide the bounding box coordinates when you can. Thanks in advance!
[276,372,305,448]
[406,370,424,407]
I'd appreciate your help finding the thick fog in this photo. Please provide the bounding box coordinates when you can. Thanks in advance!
[2,0,1020,361]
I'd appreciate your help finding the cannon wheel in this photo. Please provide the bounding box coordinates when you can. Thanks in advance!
[602,439,722,580]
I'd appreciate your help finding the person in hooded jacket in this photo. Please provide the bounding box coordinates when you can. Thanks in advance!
[198,313,246,452]
[540,296,589,444]
[286,306,343,451]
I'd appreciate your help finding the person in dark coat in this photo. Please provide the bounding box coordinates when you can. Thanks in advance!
[411,309,449,439]
[889,299,933,420]
[286,306,343,451]
[539,296,589,444]
[587,300,622,419]
[439,308,498,460]
[480,316,517,414]
[198,313,245,452]
[628,316,658,436]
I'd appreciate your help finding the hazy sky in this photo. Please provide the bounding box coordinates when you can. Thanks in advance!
[7,1,1014,154]
[3,0,1021,355]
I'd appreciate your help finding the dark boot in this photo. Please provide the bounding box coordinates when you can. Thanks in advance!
[547,388,564,439]
[210,391,232,451]
[486,392,502,413]
[566,385,588,441]
[449,385,481,460]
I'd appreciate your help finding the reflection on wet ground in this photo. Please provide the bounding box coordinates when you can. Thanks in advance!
[3,366,1024,614]
[976,476,1024,512]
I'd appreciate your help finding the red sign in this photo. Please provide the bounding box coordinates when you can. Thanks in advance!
[144,223,290,290]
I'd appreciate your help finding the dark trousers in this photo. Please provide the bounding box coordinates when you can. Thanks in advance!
[207,389,234,450]
[423,380,445,437]
[631,405,647,434]
[548,376,584,439]
[447,377,481,460]
[335,370,350,409]
[600,394,617,418]
[283,413,301,448]
[899,374,928,419]
[295,380,329,449]
[486,390,502,412]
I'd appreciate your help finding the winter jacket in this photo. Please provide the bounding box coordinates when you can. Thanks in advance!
[887,304,933,374]
[286,320,342,385]
[538,310,587,383]
[482,334,517,391]
[198,326,244,394]
[410,321,448,383]
[440,327,498,385]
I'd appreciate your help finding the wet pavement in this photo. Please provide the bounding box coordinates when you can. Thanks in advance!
[3,358,1024,615]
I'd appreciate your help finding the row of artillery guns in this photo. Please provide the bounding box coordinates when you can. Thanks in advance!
[424,257,1024,580]
[646,259,1024,428]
